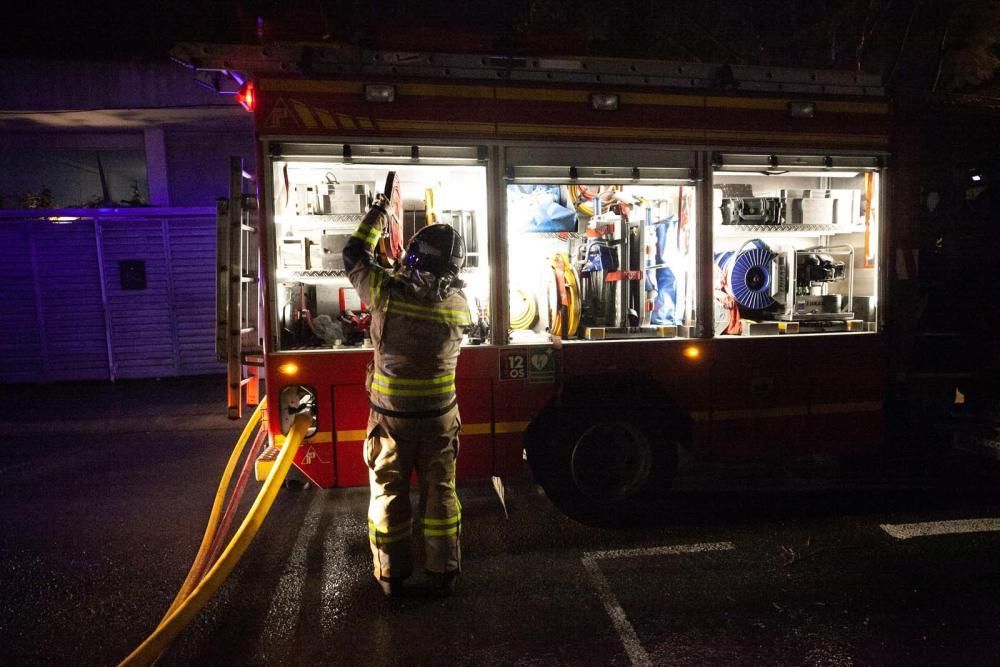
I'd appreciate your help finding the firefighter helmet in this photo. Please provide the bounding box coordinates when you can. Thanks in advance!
[401,224,466,278]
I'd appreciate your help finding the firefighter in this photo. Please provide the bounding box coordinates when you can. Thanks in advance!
[343,193,471,597]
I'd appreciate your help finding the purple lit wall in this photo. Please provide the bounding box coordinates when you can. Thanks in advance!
[0,59,254,383]
[165,131,255,207]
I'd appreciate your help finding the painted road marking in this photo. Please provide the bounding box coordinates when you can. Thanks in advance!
[881,518,1000,540]
[581,542,736,666]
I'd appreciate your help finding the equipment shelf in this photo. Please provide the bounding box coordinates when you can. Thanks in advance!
[274,213,365,225]
[276,269,347,282]
[715,223,867,236]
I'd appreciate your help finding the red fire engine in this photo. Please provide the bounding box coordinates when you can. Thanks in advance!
[178,44,894,520]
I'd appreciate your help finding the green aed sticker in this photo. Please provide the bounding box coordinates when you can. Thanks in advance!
[526,347,555,383]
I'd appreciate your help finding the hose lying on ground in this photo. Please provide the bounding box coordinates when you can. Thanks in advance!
[119,403,311,667]
[198,424,268,587]
[162,399,267,621]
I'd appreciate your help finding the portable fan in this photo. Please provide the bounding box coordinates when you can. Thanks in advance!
[722,240,776,311]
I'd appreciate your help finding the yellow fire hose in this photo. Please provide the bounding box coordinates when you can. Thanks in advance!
[163,399,267,620]
[119,402,311,667]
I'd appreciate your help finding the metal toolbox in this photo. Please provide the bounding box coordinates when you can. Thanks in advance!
[789,197,835,225]
[320,233,352,271]
[324,183,370,215]
[766,189,859,225]
[289,181,372,216]
[829,190,859,225]
[720,197,782,225]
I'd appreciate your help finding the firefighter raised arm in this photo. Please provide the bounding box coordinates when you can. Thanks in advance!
[342,191,472,597]
[342,193,392,308]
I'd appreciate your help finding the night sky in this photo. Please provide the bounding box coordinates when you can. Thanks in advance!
[1,1,242,59]
[1,1,520,59]
[6,1,995,101]
[0,1,935,70]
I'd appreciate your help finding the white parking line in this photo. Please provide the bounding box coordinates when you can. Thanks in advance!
[881,518,1000,540]
[581,542,735,666]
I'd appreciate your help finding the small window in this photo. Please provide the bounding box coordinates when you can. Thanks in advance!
[119,260,147,291]
[0,135,148,209]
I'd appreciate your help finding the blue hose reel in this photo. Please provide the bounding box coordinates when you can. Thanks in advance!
[717,240,777,310]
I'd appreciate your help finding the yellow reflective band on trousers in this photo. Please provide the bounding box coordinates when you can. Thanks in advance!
[385,299,472,326]
[419,514,461,537]
[368,519,412,545]
[371,372,456,397]
[352,222,382,253]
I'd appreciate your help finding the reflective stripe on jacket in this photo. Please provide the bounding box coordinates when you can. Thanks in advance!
[344,207,471,415]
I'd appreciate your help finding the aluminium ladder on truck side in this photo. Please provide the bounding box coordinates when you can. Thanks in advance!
[169,43,884,98]
[216,156,263,419]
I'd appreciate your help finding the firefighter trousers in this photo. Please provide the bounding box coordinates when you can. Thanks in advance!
[364,405,462,581]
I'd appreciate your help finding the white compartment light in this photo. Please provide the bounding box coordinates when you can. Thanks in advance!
[590,93,620,111]
[364,84,396,103]
[787,100,816,118]
[717,170,859,178]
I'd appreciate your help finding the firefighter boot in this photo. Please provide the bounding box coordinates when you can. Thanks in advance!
[378,576,407,598]
[426,570,459,597]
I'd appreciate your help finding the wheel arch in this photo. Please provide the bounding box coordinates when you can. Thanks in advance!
[522,372,690,524]
[523,373,693,455]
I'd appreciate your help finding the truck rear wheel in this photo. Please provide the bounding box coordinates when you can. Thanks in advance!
[526,405,679,525]
[570,421,652,503]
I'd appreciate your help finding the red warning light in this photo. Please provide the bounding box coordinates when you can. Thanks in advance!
[236,81,255,112]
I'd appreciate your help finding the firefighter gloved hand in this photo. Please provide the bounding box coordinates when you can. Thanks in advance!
[363,194,390,230]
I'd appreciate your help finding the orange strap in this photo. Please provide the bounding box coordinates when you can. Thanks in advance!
[552,254,569,306]
[379,218,403,261]
[725,298,741,335]
[863,172,874,269]
[717,271,742,335]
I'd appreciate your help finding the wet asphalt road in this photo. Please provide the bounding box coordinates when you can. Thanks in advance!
[2,376,1000,666]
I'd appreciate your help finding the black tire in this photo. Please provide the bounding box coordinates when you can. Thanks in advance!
[282,478,310,491]
[526,402,680,525]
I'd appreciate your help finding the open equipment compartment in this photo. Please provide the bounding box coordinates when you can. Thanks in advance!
[504,146,698,344]
[266,142,491,351]
[712,153,882,336]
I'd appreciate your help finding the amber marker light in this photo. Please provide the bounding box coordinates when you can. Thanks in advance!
[278,362,299,376]
[683,345,701,360]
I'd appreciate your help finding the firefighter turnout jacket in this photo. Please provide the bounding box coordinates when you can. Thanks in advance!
[343,203,471,581]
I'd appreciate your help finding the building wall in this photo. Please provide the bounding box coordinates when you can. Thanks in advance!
[0,59,229,112]
[0,58,253,382]
[165,129,256,207]
[0,211,222,383]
